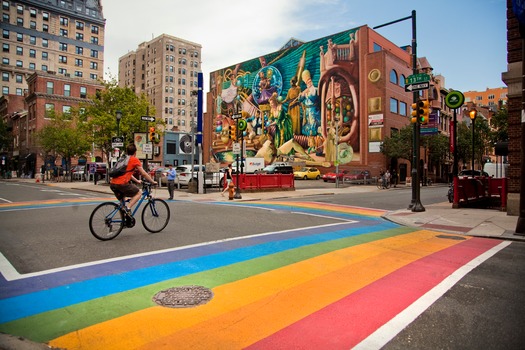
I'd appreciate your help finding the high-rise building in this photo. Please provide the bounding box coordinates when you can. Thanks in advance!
[1,0,105,97]
[118,34,202,134]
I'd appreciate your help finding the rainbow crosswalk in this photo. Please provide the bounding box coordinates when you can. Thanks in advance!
[0,201,507,349]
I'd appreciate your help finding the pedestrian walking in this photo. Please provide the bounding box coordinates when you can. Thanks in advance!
[165,163,177,200]
[221,164,233,197]
[40,164,46,183]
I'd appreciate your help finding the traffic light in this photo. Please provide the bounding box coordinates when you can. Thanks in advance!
[229,124,237,141]
[417,99,430,124]
[411,102,419,123]
[149,127,155,142]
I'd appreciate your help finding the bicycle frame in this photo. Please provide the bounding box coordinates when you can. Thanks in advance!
[109,182,153,223]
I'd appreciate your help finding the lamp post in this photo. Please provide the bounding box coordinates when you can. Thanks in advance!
[116,110,122,137]
[469,108,477,172]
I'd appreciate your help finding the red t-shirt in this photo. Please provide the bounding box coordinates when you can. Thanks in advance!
[110,156,142,185]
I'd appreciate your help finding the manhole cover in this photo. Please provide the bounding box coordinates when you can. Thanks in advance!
[436,234,466,241]
[153,285,213,308]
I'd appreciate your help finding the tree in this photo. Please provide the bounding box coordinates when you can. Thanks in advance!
[36,109,91,177]
[80,80,158,168]
[490,107,508,143]
[0,118,9,153]
[381,125,413,163]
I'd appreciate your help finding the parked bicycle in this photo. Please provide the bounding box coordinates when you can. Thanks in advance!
[89,181,170,241]
[376,177,390,189]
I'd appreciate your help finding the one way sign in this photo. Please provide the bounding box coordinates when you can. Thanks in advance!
[141,116,155,122]
[405,82,430,92]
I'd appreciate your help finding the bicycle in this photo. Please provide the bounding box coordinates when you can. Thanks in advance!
[89,181,170,241]
[376,177,390,189]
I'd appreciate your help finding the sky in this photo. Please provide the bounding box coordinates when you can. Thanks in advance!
[101,0,506,94]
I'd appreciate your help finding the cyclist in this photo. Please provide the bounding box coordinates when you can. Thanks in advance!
[110,144,157,217]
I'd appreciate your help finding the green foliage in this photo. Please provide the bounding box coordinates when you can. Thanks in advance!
[490,107,508,143]
[380,125,413,162]
[422,133,449,165]
[35,109,91,169]
[80,79,159,163]
[0,118,9,152]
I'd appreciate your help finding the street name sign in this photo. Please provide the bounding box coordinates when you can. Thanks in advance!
[405,73,430,85]
[405,81,430,92]
[141,116,155,122]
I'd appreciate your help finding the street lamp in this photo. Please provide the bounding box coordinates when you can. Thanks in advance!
[469,108,477,172]
[116,110,122,137]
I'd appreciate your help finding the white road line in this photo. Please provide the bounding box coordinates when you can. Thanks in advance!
[353,240,512,350]
[0,198,12,203]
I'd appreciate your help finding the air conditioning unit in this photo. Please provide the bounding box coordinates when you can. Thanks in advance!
[64,73,70,77]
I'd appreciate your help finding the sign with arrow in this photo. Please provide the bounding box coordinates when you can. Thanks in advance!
[405,81,430,92]
[141,116,155,122]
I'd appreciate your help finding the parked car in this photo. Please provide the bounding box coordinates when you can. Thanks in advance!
[294,167,321,180]
[261,164,294,174]
[152,166,170,185]
[71,165,86,181]
[458,169,489,177]
[86,162,107,181]
[342,169,371,184]
[322,170,349,182]
[176,164,221,187]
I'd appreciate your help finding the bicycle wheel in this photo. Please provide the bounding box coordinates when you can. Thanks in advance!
[89,202,124,241]
[142,198,170,233]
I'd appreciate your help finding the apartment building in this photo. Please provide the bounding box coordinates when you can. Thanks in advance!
[463,87,508,111]
[1,0,105,97]
[118,34,202,134]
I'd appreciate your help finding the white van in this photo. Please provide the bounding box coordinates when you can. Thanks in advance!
[483,162,509,178]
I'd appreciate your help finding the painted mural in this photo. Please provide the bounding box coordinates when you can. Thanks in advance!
[210,28,360,167]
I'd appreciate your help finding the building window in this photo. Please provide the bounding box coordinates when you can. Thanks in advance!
[399,74,406,88]
[2,29,8,39]
[16,60,22,67]
[76,21,84,30]
[2,14,8,22]
[91,36,98,45]
[42,38,48,47]
[45,103,55,118]
[30,36,36,45]
[64,84,71,96]
[373,42,382,52]
[59,55,67,63]
[60,17,68,26]
[42,65,48,71]
[46,82,54,94]
[90,50,98,58]
[59,43,68,51]
[16,74,23,83]
[389,69,398,84]
[75,71,83,77]
[2,43,9,52]
[2,1,9,11]
[2,72,9,82]
[75,58,83,66]
[390,97,398,114]
[91,25,99,34]
[75,46,83,55]
[42,24,49,32]
[29,62,35,70]
[30,21,36,29]
[60,29,68,37]
[90,61,97,69]
[80,86,87,98]
[2,86,8,95]
[399,101,407,116]
[16,33,23,42]
[30,8,36,17]
[90,73,97,80]
[2,57,8,64]
[58,68,66,75]
[16,17,23,26]
[16,88,23,95]
[76,32,84,41]
[43,12,49,21]
[42,51,48,60]
[29,49,36,58]
[62,105,71,117]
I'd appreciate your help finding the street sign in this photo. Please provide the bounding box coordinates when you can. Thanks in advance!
[405,81,430,92]
[445,91,465,109]
[142,143,152,154]
[141,116,155,122]
[232,142,241,154]
[405,73,430,85]
[232,114,242,120]
[111,136,124,148]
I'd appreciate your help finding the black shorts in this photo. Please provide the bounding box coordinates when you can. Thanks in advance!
[110,183,140,200]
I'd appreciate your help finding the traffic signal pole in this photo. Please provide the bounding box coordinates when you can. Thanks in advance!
[375,10,424,212]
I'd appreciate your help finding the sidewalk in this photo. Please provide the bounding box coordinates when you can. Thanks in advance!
[11,178,525,241]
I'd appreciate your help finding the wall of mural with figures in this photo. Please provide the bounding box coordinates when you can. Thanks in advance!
[208,27,361,167]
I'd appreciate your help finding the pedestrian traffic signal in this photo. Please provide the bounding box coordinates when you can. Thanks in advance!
[418,99,430,124]
[229,124,237,141]
[149,127,155,142]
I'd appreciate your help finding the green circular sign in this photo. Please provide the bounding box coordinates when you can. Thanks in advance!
[445,91,465,109]
[237,119,247,131]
